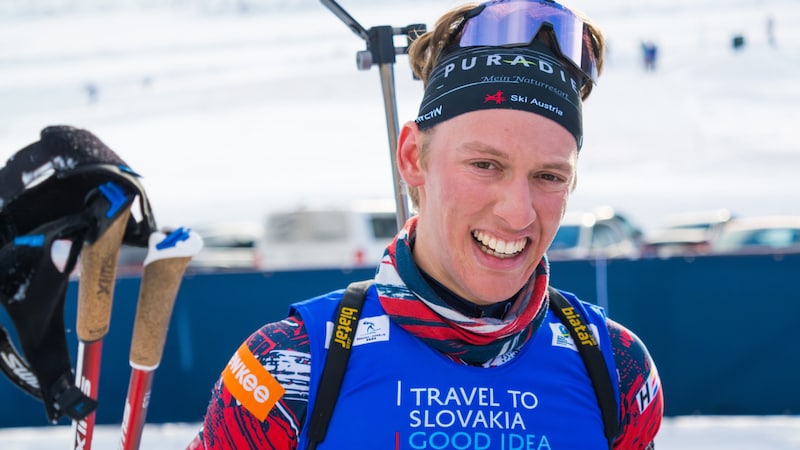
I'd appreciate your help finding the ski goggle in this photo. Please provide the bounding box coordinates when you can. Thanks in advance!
[455,0,599,84]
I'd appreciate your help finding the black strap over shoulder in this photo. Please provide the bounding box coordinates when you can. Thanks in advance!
[306,279,373,450]
[548,287,620,449]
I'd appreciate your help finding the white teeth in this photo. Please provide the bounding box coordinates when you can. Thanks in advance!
[472,231,526,258]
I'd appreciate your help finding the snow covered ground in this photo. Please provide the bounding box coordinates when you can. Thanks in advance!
[2,415,800,449]
[1,0,799,447]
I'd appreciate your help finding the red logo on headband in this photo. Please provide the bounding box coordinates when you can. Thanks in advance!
[484,90,506,104]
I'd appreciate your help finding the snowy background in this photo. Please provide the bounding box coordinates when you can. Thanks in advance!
[1,0,798,234]
[1,0,799,447]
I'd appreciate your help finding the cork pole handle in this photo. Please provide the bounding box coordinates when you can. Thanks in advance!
[76,208,131,342]
[128,229,202,370]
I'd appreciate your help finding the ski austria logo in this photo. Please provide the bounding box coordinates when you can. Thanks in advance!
[222,343,285,421]
[549,322,601,351]
[326,314,390,348]
[484,90,507,104]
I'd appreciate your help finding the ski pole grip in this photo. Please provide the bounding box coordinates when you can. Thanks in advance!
[76,208,130,342]
[128,256,191,369]
[128,228,202,370]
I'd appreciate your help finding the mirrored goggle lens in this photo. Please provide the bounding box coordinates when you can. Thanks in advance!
[458,0,597,83]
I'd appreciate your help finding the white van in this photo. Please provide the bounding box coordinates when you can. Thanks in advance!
[256,201,399,271]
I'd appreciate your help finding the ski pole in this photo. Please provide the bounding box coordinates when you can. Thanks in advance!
[72,185,135,450]
[118,227,203,450]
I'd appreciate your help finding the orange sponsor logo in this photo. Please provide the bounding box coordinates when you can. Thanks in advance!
[222,343,285,421]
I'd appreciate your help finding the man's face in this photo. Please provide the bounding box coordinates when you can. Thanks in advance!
[400,109,578,305]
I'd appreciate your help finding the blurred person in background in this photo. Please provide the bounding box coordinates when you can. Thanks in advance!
[189,0,664,448]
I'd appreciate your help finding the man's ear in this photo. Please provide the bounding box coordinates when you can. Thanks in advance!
[397,121,424,188]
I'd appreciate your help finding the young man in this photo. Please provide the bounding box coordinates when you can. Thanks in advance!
[189,1,664,448]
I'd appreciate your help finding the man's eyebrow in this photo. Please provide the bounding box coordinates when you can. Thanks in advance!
[540,161,575,172]
[458,141,509,159]
[459,141,575,172]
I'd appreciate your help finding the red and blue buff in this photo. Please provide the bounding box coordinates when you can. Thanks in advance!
[374,216,550,367]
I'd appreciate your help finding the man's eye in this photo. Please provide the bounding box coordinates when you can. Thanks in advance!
[538,173,561,182]
[473,161,495,170]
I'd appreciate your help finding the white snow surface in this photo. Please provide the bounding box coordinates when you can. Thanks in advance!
[1,0,800,447]
[1,415,800,449]
[1,0,798,234]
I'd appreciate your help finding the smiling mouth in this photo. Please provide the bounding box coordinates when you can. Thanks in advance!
[472,230,527,259]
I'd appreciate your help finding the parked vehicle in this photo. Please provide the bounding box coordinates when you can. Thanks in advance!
[257,200,398,271]
[110,221,264,274]
[188,221,263,270]
[711,216,800,254]
[643,208,734,257]
[547,206,643,260]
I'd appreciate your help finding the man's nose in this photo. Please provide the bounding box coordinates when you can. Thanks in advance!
[493,177,537,230]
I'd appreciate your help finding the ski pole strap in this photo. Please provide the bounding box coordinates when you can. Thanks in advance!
[0,215,100,422]
[0,126,157,248]
[305,279,373,450]
[0,125,159,424]
[0,327,98,422]
[0,326,41,399]
[548,287,620,449]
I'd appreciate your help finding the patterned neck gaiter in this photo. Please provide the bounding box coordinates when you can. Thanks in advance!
[374,216,550,367]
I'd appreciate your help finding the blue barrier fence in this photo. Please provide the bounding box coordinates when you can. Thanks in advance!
[1,252,798,428]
